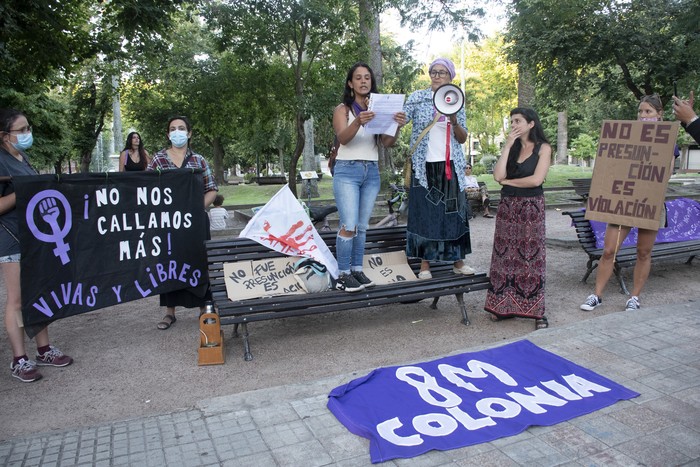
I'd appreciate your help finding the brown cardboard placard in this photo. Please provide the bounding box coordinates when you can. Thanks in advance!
[586,120,679,230]
[362,251,418,285]
[223,256,304,301]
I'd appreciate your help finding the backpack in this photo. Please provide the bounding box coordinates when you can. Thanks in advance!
[293,258,331,293]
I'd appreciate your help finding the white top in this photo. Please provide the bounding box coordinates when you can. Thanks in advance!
[209,207,229,230]
[337,111,378,161]
[426,118,449,162]
[464,175,480,189]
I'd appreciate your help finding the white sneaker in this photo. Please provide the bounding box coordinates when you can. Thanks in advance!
[580,294,602,311]
[625,296,640,311]
[417,270,432,280]
[453,265,476,276]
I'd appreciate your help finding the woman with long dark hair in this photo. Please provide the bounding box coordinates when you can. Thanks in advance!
[119,131,150,171]
[485,107,551,330]
[331,62,404,292]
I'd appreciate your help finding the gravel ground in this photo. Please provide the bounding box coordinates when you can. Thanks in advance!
[1,205,699,441]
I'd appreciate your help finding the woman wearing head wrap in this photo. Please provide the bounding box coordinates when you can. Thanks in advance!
[403,57,473,280]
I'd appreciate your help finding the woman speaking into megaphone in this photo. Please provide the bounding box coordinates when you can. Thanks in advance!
[403,57,474,280]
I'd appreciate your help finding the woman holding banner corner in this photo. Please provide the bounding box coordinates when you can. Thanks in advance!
[580,94,671,313]
[148,116,218,329]
[0,108,73,382]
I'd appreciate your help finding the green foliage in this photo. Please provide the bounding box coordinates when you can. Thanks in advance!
[569,133,598,162]
[506,0,700,103]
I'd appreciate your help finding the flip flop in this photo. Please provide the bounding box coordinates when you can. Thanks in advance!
[157,314,176,330]
[483,213,494,218]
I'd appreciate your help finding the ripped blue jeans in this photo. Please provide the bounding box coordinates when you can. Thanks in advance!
[332,160,381,273]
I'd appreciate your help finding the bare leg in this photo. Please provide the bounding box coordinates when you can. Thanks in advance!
[3,262,27,357]
[630,228,658,297]
[420,260,430,273]
[594,224,632,297]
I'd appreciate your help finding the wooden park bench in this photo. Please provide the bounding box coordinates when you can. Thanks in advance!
[205,226,491,360]
[568,178,592,202]
[562,209,700,294]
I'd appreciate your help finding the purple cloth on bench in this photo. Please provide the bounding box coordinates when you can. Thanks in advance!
[588,198,700,248]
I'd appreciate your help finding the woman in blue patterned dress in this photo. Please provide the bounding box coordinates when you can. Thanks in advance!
[403,58,473,280]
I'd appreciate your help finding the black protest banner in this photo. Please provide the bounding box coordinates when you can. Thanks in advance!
[586,120,680,230]
[14,170,207,332]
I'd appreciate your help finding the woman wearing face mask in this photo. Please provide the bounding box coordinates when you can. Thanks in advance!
[148,116,218,330]
[580,95,671,313]
[119,131,150,171]
[0,109,73,382]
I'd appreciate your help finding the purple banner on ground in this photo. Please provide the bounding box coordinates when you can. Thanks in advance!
[589,197,700,248]
[327,340,638,463]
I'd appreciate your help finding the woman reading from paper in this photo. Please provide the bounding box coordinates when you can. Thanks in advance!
[0,109,73,382]
[403,57,473,280]
[148,116,218,329]
[485,107,551,330]
[580,95,670,313]
[331,62,404,293]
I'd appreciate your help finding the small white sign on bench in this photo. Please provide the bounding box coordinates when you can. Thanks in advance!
[223,251,417,301]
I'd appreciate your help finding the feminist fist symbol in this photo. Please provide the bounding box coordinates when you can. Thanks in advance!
[26,190,72,265]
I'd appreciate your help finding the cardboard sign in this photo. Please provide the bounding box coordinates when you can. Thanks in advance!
[586,120,680,230]
[223,256,305,301]
[362,251,418,285]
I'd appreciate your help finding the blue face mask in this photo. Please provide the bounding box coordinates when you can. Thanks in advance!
[169,130,188,148]
[12,132,33,151]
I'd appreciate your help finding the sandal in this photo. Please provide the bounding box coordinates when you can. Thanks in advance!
[489,314,513,322]
[483,213,494,218]
[157,314,177,330]
[535,317,549,330]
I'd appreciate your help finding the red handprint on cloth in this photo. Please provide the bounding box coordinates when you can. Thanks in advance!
[261,219,318,255]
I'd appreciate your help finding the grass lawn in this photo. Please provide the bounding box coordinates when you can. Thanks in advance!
[217,164,596,206]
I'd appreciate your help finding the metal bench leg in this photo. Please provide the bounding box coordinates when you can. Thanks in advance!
[232,323,240,338]
[582,259,596,283]
[614,265,630,295]
[430,297,439,309]
[456,293,470,325]
[240,323,253,361]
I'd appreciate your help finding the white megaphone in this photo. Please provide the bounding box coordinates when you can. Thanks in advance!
[433,84,465,116]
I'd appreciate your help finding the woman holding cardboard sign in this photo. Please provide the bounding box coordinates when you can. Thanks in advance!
[580,94,669,313]
[485,108,551,330]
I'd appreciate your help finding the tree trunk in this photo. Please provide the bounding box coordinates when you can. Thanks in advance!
[288,113,305,198]
[358,0,389,172]
[517,64,535,108]
[556,110,568,165]
[211,136,225,186]
[112,74,123,154]
[301,117,318,199]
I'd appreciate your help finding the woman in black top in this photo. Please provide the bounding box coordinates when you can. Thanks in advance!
[484,108,552,329]
[0,108,73,382]
[119,132,150,171]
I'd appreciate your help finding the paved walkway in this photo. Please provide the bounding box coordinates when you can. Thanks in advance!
[1,302,698,466]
